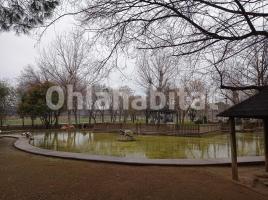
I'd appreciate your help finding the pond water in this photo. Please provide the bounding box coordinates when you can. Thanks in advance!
[30,131,264,159]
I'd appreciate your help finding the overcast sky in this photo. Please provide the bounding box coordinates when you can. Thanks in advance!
[0,17,141,93]
[0,33,36,81]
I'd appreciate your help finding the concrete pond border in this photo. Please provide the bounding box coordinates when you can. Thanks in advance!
[0,134,265,166]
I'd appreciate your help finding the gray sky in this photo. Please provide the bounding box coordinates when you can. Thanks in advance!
[0,23,140,93]
[0,16,71,82]
[0,33,37,81]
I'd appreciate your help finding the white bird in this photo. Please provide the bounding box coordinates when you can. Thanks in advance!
[26,132,32,138]
[22,132,33,139]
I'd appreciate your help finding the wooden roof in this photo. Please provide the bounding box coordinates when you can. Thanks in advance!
[218,88,268,119]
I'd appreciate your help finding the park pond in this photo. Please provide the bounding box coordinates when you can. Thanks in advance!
[30,131,264,159]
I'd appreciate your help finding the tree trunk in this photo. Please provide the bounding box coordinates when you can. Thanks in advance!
[157,111,161,125]
[31,118,34,127]
[88,113,92,125]
[182,111,185,124]
[176,112,179,126]
[110,111,113,122]
[74,110,78,125]
[113,114,117,123]
[55,115,59,126]
[145,110,149,125]
[263,118,268,172]
[123,112,127,123]
[101,111,104,123]
[119,112,122,122]
[230,117,238,181]
[68,110,71,125]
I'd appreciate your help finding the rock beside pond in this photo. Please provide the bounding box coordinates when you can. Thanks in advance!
[118,130,136,141]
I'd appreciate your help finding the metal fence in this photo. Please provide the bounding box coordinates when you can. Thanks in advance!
[87,123,220,136]
[0,123,221,136]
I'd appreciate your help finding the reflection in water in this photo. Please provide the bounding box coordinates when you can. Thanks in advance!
[31,131,264,159]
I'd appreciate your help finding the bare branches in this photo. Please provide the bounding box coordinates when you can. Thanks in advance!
[195,0,268,17]
[39,1,268,55]
[220,85,267,91]
[136,49,179,91]
[38,31,103,90]
[209,39,268,91]
[36,0,268,91]
[233,0,256,33]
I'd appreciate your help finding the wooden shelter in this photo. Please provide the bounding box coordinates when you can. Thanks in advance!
[218,88,268,181]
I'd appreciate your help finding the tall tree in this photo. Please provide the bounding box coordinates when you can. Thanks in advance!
[136,50,179,91]
[181,78,206,123]
[17,81,61,128]
[136,50,179,124]
[118,86,133,123]
[0,81,13,126]
[38,31,104,124]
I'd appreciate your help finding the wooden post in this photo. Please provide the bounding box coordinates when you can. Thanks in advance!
[263,118,268,172]
[230,117,238,181]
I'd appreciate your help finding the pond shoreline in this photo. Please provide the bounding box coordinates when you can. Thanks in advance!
[0,134,265,166]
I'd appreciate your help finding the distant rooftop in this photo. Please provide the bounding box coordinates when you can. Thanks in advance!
[218,88,268,119]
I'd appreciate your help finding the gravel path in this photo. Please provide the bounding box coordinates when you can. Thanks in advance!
[0,138,266,200]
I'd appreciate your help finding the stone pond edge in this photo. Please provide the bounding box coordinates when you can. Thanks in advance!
[0,134,265,166]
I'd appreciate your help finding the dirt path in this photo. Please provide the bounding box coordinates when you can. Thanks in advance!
[0,138,266,200]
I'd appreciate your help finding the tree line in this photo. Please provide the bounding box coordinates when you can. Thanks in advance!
[1,0,268,127]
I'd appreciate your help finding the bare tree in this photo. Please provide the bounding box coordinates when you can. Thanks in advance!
[87,84,100,124]
[118,86,133,123]
[18,65,43,89]
[210,39,268,91]
[136,50,179,124]
[180,78,206,123]
[37,1,268,92]
[210,40,268,103]
[136,50,179,91]
[36,0,268,92]
[38,31,104,124]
